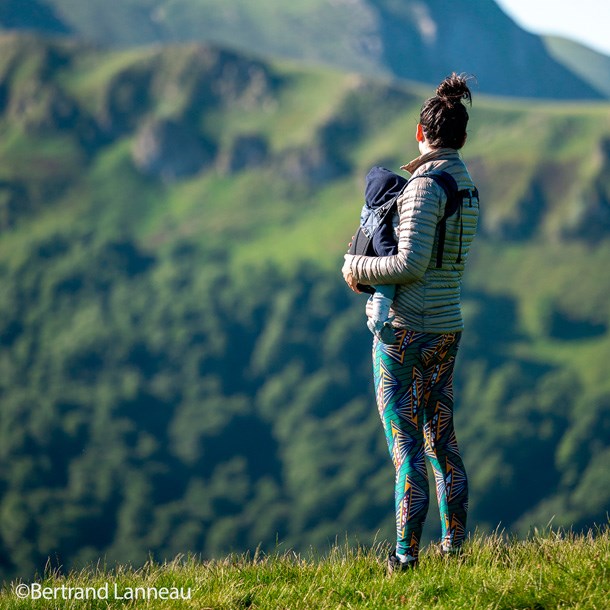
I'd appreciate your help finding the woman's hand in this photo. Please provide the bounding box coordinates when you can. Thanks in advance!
[342,255,361,293]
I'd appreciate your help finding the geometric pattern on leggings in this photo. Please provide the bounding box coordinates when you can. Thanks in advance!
[372,328,468,561]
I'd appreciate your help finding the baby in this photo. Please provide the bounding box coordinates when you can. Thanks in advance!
[357,166,407,344]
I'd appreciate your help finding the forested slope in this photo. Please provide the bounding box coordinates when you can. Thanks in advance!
[0,33,609,579]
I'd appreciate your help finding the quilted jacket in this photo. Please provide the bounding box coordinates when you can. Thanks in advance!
[344,148,479,333]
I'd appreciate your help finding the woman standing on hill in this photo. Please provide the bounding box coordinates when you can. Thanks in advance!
[342,73,479,572]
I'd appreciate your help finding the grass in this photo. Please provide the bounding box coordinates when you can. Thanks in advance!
[1,528,608,609]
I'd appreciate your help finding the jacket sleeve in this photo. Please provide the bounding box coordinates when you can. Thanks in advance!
[346,177,443,285]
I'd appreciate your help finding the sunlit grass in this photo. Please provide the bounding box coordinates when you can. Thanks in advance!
[1,528,608,609]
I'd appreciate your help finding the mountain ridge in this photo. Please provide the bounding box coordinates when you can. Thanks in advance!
[544,34,610,98]
[0,0,607,100]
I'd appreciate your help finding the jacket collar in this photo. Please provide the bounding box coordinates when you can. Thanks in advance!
[400,148,461,175]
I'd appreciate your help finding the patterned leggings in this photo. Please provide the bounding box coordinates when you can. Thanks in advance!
[372,329,468,561]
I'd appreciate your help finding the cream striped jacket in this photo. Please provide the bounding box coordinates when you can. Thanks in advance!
[345,148,479,333]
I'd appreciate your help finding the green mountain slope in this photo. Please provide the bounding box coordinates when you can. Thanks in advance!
[544,35,610,98]
[0,33,609,580]
[0,0,605,100]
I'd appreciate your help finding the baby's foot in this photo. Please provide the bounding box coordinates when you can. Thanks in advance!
[367,318,397,345]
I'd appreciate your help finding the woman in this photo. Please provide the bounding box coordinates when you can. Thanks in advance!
[342,73,479,572]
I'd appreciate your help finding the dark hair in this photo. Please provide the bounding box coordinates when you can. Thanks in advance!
[420,73,473,149]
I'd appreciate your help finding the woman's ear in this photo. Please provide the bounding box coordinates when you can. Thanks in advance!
[416,123,425,143]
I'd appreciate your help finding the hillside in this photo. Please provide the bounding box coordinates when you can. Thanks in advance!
[1,530,608,609]
[0,33,610,581]
[0,0,605,100]
[544,35,610,98]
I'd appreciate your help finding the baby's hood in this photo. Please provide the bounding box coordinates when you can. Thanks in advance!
[364,166,408,210]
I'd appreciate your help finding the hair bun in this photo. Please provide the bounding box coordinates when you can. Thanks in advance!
[436,72,473,106]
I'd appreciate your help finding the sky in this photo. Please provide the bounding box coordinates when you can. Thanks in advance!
[495,0,610,56]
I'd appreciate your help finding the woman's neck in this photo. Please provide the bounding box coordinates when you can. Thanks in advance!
[418,140,435,156]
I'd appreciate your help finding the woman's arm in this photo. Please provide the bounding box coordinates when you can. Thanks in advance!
[343,177,443,287]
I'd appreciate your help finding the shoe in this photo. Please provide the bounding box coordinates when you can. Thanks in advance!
[367,318,397,345]
[441,545,464,559]
[387,552,417,575]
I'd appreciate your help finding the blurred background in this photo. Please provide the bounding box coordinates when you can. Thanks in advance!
[0,0,609,581]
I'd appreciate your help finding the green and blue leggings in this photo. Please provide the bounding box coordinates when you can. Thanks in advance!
[372,329,468,562]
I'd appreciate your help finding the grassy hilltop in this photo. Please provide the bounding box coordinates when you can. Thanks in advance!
[0,32,610,580]
[1,529,609,609]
